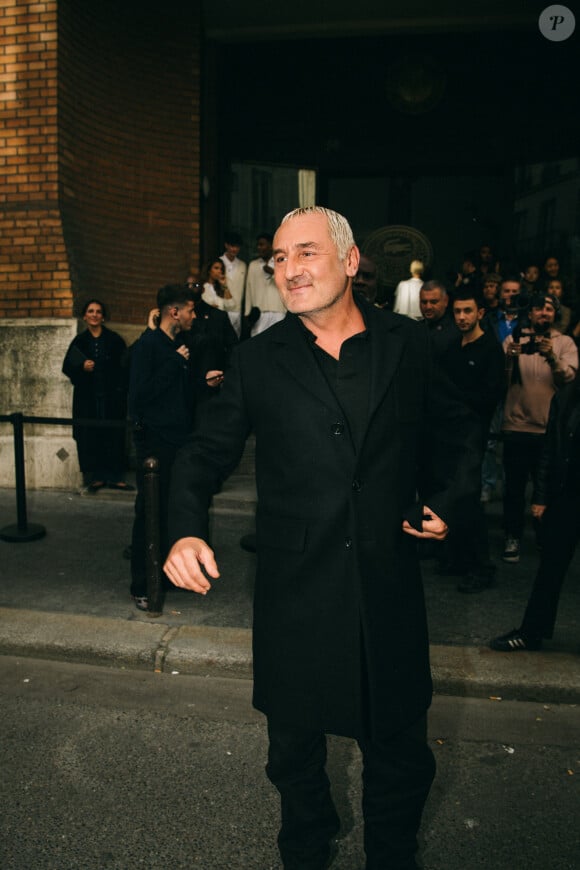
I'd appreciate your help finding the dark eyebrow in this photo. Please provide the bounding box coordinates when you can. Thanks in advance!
[272,241,320,256]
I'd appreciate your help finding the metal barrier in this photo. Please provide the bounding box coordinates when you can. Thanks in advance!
[0,412,165,615]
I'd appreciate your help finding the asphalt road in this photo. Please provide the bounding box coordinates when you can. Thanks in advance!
[1,656,579,870]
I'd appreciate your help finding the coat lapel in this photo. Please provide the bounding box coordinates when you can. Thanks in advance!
[268,306,406,451]
[269,315,345,414]
[366,305,406,425]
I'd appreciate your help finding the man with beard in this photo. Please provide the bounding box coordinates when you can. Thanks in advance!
[164,207,480,870]
[501,292,578,564]
[439,290,505,591]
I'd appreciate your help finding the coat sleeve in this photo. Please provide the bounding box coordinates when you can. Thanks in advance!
[168,345,252,544]
[408,332,483,531]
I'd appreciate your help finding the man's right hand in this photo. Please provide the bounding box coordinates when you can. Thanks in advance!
[164,537,220,595]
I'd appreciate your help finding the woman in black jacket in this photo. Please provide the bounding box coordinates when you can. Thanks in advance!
[491,373,580,651]
[63,299,131,491]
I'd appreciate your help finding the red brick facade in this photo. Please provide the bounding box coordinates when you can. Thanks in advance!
[0,0,201,323]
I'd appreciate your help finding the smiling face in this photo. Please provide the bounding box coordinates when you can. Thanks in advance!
[529,300,556,330]
[273,212,359,317]
[83,302,105,328]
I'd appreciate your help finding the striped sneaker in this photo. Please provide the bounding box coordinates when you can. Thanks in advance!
[490,629,542,652]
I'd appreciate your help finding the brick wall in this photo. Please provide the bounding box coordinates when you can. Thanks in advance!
[0,0,72,318]
[0,0,201,324]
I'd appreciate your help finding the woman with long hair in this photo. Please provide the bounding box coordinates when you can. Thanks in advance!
[200,258,235,311]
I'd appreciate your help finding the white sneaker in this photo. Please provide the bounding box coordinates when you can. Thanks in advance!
[501,537,520,563]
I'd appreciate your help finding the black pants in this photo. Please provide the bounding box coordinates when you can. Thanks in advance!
[130,428,178,597]
[502,432,545,538]
[522,491,580,639]
[266,716,435,870]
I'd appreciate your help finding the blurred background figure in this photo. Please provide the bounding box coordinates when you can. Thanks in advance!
[62,299,131,492]
[353,253,380,305]
[201,257,235,312]
[244,233,286,336]
[521,261,541,294]
[393,259,424,319]
[481,272,502,315]
[220,231,247,337]
[186,276,238,372]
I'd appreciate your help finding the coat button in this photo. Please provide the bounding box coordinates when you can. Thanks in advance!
[331,422,345,435]
[345,538,353,549]
[352,479,361,492]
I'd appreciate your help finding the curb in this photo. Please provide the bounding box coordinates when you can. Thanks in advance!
[0,607,578,704]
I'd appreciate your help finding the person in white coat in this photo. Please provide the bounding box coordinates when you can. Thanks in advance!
[394,260,424,320]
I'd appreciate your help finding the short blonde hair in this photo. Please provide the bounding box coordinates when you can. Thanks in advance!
[410,260,424,277]
[279,207,355,261]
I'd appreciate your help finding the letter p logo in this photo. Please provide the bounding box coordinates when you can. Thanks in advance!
[539,5,576,41]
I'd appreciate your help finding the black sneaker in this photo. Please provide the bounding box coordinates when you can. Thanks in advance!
[490,628,542,652]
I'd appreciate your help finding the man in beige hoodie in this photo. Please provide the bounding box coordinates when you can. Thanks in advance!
[501,292,577,563]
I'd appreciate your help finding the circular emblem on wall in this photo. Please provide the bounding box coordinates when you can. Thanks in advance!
[385,57,446,115]
[362,225,433,289]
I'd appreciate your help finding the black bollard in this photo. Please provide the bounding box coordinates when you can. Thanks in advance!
[143,455,164,616]
[0,412,46,542]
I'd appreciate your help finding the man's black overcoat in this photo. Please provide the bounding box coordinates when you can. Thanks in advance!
[169,301,479,739]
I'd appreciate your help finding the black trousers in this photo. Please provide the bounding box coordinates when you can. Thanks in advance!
[502,432,545,538]
[522,491,580,639]
[266,715,435,870]
[130,427,178,598]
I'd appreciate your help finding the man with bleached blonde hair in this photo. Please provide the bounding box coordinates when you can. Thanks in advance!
[165,207,479,870]
[393,259,424,320]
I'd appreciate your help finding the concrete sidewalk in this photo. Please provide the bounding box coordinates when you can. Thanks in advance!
[0,480,578,703]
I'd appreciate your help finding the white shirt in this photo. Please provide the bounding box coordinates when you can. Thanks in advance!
[245,258,285,315]
[202,282,235,311]
[220,255,247,314]
[393,277,423,320]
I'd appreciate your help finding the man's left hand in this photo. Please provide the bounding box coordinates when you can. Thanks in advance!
[205,370,224,386]
[402,505,448,540]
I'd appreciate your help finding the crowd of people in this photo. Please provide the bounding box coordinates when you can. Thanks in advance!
[383,249,580,650]
[60,209,579,870]
[62,234,579,632]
